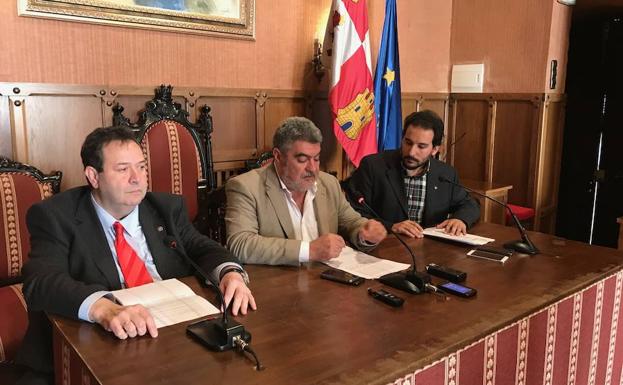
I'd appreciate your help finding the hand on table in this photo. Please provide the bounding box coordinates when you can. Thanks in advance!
[436,218,467,236]
[391,220,424,238]
[90,297,158,339]
[220,271,257,316]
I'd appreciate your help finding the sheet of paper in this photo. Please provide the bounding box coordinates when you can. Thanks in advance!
[147,296,219,328]
[423,227,494,245]
[322,246,410,279]
[113,279,220,328]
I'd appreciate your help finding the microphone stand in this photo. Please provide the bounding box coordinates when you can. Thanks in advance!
[438,176,539,255]
[354,196,435,295]
[164,237,251,351]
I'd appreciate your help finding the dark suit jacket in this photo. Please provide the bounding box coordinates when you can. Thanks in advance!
[17,186,238,373]
[346,150,480,230]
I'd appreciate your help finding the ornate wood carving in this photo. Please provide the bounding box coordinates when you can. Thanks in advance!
[112,84,216,190]
[0,157,62,194]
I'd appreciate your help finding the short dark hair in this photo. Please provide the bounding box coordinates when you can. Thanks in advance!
[402,110,444,147]
[80,126,138,172]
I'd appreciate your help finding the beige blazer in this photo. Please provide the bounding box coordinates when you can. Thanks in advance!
[225,164,369,265]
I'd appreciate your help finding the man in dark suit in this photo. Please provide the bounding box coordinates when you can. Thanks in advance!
[346,110,480,238]
[16,126,256,384]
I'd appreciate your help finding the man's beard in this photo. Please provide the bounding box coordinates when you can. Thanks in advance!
[283,171,316,192]
[402,155,430,171]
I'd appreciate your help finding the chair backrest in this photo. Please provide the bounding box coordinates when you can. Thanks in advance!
[0,158,62,285]
[244,151,274,171]
[113,85,215,224]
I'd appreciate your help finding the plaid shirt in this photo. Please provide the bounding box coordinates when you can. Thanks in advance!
[403,162,430,223]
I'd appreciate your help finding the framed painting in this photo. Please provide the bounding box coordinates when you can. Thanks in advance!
[18,0,255,39]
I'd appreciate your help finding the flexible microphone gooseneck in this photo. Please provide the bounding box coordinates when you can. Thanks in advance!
[437,176,539,255]
[163,236,252,352]
[353,194,436,294]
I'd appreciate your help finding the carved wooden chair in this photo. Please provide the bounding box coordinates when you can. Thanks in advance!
[112,85,224,243]
[244,150,274,171]
[0,157,61,367]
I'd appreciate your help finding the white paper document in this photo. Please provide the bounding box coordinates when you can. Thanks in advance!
[423,227,494,246]
[322,246,410,279]
[112,279,220,328]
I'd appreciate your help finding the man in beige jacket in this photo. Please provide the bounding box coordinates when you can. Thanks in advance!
[225,117,387,266]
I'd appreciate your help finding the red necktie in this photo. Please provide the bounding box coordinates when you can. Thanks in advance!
[113,221,153,288]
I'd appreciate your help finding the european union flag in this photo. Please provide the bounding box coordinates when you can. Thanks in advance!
[374,0,402,151]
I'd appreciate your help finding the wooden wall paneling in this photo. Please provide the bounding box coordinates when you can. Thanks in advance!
[263,92,306,151]
[20,95,103,190]
[446,99,457,164]
[401,94,419,122]
[418,95,448,123]
[533,95,565,233]
[0,95,11,158]
[8,95,28,163]
[491,98,541,208]
[420,95,449,155]
[198,95,258,163]
[485,99,497,183]
[254,91,267,158]
[449,97,489,182]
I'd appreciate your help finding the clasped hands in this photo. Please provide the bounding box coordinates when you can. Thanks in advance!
[309,219,386,261]
[89,271,256,340]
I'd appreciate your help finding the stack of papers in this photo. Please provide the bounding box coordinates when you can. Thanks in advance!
[323,246,410,279]
[423,227,494,245]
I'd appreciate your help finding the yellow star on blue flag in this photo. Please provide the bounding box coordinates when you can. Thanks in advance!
[383,67,395,87]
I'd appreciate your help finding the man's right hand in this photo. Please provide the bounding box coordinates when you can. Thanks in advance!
[89,297,158,340]
[391,220,424,238]
[309,234,345,261]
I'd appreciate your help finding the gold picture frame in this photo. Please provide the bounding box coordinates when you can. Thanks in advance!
[18,0,255,39]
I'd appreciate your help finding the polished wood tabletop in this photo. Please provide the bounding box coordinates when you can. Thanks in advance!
[51,223,623,385]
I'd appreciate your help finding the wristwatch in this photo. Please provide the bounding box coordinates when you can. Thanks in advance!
[219,266,250,285]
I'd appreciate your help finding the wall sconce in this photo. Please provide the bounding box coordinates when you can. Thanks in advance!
[311,39,326,82]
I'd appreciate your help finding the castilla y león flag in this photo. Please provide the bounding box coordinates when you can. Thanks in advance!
[328,0,377,167]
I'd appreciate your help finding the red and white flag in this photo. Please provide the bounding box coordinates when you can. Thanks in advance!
[328,0,377,167]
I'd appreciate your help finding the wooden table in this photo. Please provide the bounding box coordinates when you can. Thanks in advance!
[462,179,513,225]
[51,223,623,385]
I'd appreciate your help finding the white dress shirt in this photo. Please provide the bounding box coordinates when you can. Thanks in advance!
[276,174,319,263]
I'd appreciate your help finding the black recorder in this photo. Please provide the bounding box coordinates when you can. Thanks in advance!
[426,263,466,283]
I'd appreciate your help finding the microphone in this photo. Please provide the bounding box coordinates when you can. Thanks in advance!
[352,193,436,295]
[437,176,539,255]
[163,235,252,351]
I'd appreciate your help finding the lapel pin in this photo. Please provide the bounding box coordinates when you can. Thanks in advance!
[434,185,438,190]
[157,226,164,232]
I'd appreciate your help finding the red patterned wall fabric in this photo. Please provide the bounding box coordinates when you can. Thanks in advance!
[141,120,202,220]
[389,271,623,385]
[0,173,54,280]
[0,284,28,362]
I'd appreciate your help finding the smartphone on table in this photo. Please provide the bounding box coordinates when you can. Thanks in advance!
[320,269,364,286]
